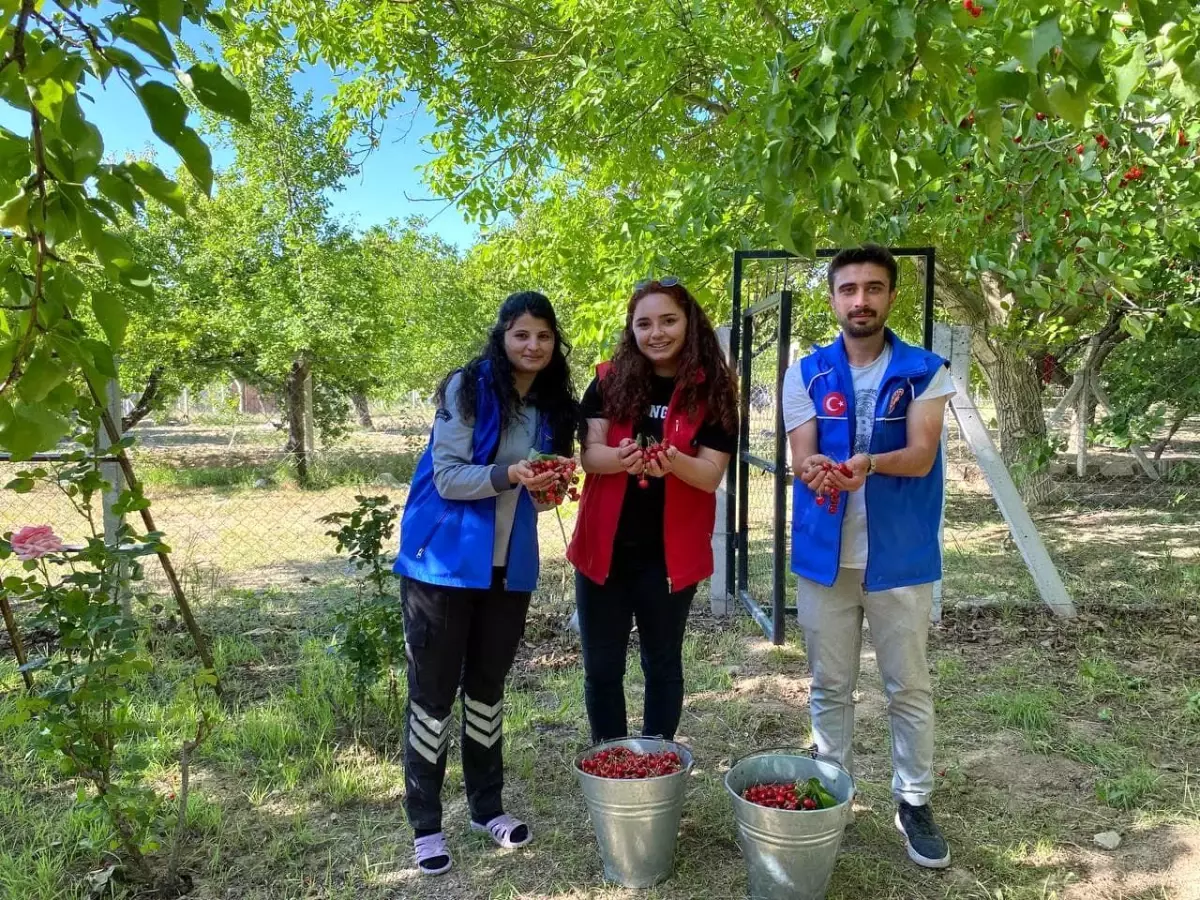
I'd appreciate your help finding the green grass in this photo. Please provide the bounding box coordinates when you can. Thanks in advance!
[2,569,1199,899]
[980,688,1061,734]
[135,451,418,493]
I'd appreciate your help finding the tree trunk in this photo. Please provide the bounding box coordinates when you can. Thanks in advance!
[982,342,1055,504]
[283,358,312,484]
[936,266,1054,505]
[352,392,374,429]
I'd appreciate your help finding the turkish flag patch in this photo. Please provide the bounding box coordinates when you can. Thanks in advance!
[822,392,847,416]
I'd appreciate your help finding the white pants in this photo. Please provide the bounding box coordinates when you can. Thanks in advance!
[797,568,935,806]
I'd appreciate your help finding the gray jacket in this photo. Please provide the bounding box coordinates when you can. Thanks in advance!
[432,373,543,566]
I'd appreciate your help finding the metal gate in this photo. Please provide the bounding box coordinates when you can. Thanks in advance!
[727,248,937,644]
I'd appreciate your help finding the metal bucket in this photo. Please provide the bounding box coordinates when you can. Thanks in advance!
[574,737,694,887]
[724,750,855,900]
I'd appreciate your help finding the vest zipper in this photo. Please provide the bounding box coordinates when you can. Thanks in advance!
[415,509,451,559]
[663,389,679,593]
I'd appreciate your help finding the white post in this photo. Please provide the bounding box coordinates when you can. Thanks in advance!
[99,373,129,616]
[1075,335,1100,479]
[946,366,1076,618]
[931,326,951,624]
[302,371,316,458]
[711,325,732,615]
[930,325,972,623]
[181,385,189,421]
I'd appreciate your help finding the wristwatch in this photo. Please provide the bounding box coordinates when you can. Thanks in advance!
[865,453,877,476]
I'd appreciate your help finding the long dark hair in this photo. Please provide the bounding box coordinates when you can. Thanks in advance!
[601,281,738,433]
[435,291,578,455]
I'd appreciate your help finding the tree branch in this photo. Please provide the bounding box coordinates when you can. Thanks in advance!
[754,0,797,42]
[122,367,164,431]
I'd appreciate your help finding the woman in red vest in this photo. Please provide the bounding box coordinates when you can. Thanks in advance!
[568,278,738,742]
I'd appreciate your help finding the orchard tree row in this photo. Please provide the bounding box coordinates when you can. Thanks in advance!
[2,1,1200,499]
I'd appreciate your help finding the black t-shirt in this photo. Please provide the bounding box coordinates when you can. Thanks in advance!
[579,374,736,558]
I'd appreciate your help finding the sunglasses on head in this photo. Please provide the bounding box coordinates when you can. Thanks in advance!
[634,276,680,292]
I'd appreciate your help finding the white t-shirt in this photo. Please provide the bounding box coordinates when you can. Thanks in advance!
[782,344,955,568]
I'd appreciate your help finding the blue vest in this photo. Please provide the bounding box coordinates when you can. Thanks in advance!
[790,330,947,591]
[393,362,552,592]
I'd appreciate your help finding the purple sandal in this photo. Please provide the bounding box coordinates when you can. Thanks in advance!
[470,813,532,849]
[414,831,452,876]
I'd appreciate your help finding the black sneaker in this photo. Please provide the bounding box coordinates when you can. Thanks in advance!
[895,801,951,868]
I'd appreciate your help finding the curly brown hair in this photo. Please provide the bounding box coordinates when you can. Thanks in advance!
[600,281,738,434]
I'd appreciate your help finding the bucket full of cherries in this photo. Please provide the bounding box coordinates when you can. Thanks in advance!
[574,738,694,887]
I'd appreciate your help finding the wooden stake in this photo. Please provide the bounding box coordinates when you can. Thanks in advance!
[88,391,219,688]
[0,593,33,690]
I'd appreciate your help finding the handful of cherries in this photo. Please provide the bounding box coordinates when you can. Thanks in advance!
[526,452,581,505]
[814,461,854,515]
[634,436,673,490]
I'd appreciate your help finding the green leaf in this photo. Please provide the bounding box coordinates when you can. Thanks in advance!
[123,161,187,215]
[173,126,213,195]
[976,69,1032,108]
[16,351,67,403]
[205,10,233,32]
[91,291,128,347]
[916,149,948,178]
[81,338,117,378]
[182,63,252,124]
[0,190,29,232]
[1004,16,1062,71]
[97,171,141,217]
[28,78,65,123]
[41,192,79,247]
[136,81,188,142]
[113,15,176,68]
[1122,315,1147,340]
[58,96,104,180]
[158,0,185,35]
[102,48,146,81]
[1130,0,1176,36]
[1047,80,1091,127]
[135,83,213,193]
[78,207,135,268]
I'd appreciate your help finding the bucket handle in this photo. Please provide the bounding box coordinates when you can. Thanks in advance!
[728,744,835,769]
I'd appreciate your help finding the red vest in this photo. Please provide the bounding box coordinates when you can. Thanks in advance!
[568,363,717,591]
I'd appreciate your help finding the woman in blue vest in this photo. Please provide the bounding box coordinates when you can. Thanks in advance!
[393,291,577,876]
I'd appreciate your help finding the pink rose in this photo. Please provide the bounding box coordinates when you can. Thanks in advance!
[10,525,65,561]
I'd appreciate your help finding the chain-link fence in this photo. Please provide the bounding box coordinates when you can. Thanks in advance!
[3,310,1196,627]
[0,392,586,617]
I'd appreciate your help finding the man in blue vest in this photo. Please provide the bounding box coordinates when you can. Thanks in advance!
[783,244,955,868]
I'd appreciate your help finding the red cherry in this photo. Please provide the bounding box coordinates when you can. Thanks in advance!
[1036,112,1047,121]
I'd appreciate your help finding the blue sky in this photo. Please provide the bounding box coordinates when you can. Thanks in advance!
[0,31,481,249]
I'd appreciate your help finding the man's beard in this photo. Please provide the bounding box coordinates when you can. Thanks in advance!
[841,313,884,337]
